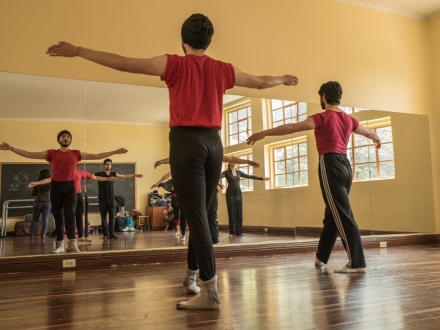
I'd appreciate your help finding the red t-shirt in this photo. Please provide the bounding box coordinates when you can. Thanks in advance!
[161,54,235,129]
[74,170,93,193]
[310,111,359,156]
[46,149,81,181]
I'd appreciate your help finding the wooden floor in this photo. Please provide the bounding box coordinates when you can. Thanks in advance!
[1,244,440,329]
[0,230,319,257]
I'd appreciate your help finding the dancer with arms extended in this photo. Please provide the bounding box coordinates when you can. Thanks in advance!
[247,81,381,273]
[46,13,297,309]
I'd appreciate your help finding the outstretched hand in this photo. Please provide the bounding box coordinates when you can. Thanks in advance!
[108,177,118,182]
[0,142,12,151]
[246,132,266,145]
[150,183,158,189]
[154,160,162,169]
[116,148,128,154]
[28,182,37,188]
[135,174,144,178]
[375,139,382,149]
[46,41,79,57]
[263,177,270,181]
[248,161,260,169]
[283,75,298,86]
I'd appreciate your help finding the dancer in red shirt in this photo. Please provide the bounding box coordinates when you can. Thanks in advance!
[46,13,298,309]
[247,81,381,273]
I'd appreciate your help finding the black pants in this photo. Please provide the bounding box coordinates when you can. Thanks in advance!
[75,193,89,237]
[207,190,219,243]
[316,153,366,268]
[226,188,243,235]
[169,127,222,281]
[50,181,76,241]
[99,198,115,237]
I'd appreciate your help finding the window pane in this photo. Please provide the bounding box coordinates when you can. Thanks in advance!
[249,180,254,190]
[380,161,395,178]
[354,146,369,163]
[299,102,307,114]
[378,143,394,161]
[347,149,353,164]
[272,99,283,110]
[240,181,249,190]
[285,118,292,124]
[238,108,247,120]
[301,171,308,185]
[238,120,247,132]
[286,159,294,172]
[368,145,377,162]
[286,146,293,158]
[275,161,285,175]
[275,174,286,187]
[293,172,299,186]
[287,173,294,187]
[273,109,283,121]
[230,134,238,146]
[239,132,248,143]
[284,106,292,118]
[292,145,298,156]
[292,104,298,116]
[293,158,298,169]
[274,148,285,161]
[299,114,307,122]
[355,164,370,181]
[299,143,307,156]
[230,122,238,134]
[229,111,237,123]
[377,126,393,143]
[354,134,369,147]
[347,134,353,147]
[299,156,308,170]
[274,121,283,128]
[247,107,252,117]
[369,163,377,179]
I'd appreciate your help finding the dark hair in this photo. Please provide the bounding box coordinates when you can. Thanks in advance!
[181,13,214,50]
[57,130,72,142]
[38,169,51,192]
[103,158,112,165]
[318,81,343,105]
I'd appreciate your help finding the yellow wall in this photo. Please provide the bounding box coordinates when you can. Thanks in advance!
[0,0,439,232]
[0,121,170,231]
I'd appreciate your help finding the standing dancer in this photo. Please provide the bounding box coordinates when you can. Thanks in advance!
[247,81,381,273]
[220,163,269,237]
[1,131,127,253]
[46,13,297,309]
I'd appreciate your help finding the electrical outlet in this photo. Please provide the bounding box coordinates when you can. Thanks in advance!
[380,242,387,248]
[63,259,76,268]
[264,228,268,232]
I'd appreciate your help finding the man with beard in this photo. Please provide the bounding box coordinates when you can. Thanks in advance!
[0,130,127,253]
[95,158,143,240]
[247,81,382,273]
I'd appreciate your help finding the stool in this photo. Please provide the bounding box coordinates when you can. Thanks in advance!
[135,216,150,230]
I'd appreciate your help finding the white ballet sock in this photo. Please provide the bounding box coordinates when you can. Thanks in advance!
[315,256,325,266]
[182,266,201,294]
[177,275,221,310]
[334,265,366,273]
[66,239,81,253]
[51,240,65,254]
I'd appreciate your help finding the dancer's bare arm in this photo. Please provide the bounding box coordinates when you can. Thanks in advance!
[150,172,171,189]
[46,42,167,76]
[0,142,47,159]
[82,148,128,160]
[116,173,143,179]
[223,155,260,168]
[234,67,298,89]
[354,125,382,149]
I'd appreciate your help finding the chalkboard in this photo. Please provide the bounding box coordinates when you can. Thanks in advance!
[1,163,136,217]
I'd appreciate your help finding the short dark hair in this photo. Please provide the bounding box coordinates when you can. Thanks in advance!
[181,13,214,50]
[103,158,112,165]
[57,130,72,142]
[318,81,343,105]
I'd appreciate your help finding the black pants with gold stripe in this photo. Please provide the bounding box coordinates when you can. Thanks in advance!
[316,153,366,268]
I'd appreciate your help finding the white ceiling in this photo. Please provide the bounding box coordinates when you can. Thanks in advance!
[0,72,244,126]
[337,0,440,20]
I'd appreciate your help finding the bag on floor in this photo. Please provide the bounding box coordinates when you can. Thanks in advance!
[114,216,124,232]
[123,216,135,228]
[14,221,42,236]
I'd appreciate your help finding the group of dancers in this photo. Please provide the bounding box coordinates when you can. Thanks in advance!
[9,12,381,310]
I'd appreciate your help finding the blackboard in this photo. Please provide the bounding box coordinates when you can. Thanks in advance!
[1,163,136,217]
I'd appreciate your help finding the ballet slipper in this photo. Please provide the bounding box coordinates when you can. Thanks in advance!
[177,275,220,310]
[182,266,201,294]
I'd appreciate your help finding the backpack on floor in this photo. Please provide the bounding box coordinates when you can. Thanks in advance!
[114,216,124,232]
[124,216,135,228]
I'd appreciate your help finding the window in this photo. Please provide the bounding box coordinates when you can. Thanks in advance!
[269,139,308,188]
[223,152,254,191]
[227,104,252,146]
[271,99,307,128]
[347,117,395,181]
[340,106,368,114]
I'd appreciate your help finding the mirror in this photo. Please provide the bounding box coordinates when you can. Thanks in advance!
[0,72,435,259]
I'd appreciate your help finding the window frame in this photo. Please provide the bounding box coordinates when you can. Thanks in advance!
[224,100,252,147]
[268,99,308,128]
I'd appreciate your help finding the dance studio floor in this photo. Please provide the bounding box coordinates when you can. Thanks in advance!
[1,243,440,329]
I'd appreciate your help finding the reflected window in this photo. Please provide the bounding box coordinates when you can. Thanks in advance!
[269,138,308,188]
[271,99,307,127]
[340,106,368,114]
[223,152,254,191]
[226,103,252,146]
[347,118,395,181]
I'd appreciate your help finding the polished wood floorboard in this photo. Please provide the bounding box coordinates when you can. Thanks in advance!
[1,244,440,329]
[0,230,320,257]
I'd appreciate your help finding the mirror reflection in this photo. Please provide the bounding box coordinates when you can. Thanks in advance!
[0,72,435,259]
